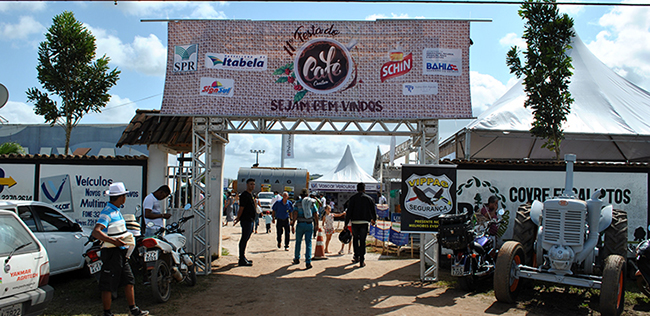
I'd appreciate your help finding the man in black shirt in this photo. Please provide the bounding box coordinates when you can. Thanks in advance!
[345,182,376,267]
[234,178,256,266]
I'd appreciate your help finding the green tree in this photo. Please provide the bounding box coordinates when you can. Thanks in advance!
[506,0,575,160]
[26,11,120,155]
[0,142,27,155]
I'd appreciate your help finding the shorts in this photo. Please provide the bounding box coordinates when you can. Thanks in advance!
[99,247,135,292]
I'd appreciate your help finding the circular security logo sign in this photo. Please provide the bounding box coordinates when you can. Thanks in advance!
[294,38,353,94]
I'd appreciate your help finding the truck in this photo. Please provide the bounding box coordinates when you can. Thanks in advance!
[234,167,309,198]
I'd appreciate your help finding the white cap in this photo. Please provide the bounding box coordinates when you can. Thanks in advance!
[105,182,130,196]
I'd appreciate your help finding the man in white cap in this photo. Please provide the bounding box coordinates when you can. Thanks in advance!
[92,182,148,316]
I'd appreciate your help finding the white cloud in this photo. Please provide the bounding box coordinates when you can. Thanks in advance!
[114,2,228,19]
[0,16,45,40]
[558,2,585,16]
[499,32,526,51]
[586,5,650,91]
[0,101,44,124]
[82,94,139,124]
[86,25,166,77]
[365,13,425,20]
[0,2,46,12]
[470,71,508,115]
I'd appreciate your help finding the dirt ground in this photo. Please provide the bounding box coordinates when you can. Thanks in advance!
[45,222,650,315]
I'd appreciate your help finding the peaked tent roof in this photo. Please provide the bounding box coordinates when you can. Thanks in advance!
[440,33,650,161]
[313,145,379,183]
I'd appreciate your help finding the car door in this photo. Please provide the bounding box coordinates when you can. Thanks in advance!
[30,205,86,274]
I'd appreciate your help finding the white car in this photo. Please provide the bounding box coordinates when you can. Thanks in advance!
[257,192,275,212]
[0,200,92,276]
[0,209,54,316]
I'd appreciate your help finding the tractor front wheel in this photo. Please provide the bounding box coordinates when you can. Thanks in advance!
[600,255,625,316]
[494,241,525,303]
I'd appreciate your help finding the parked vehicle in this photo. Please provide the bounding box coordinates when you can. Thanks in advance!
[439,208,504,291]
[257,192,275,212]
[82,236,103,281]
[142,206,196,302]
[0,209,54,316]
[0,200,92,276]
[635,238,650,298]
[494,154,628,316]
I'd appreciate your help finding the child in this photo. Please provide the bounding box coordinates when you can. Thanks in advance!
[263,211,273,234]
[321,206,345,253]
[338,215,352,255]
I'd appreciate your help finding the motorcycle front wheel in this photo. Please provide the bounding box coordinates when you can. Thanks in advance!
[637,275,650,298]
[185,263,197,286]
[151,260,172,303]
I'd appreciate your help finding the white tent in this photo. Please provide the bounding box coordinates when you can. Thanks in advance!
[440,34,650,161]
[310,145,380,192]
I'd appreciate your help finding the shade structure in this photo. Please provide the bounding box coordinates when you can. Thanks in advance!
[310,145,380,192]
[440,33,650,162]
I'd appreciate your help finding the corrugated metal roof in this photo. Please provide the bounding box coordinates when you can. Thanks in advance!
[0,153,147,161]
[116,110,192,152]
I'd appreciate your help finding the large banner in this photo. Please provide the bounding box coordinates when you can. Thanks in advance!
[456,169,649,242]
[39,165,144,227]
[0,164,36,201]
[161,20,472,120]
[400,165,457,233]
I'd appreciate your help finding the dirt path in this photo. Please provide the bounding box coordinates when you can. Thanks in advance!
[181,224,529,316]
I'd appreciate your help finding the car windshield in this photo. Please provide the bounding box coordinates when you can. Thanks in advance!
[258,193,274,199]
[0,213,40,256]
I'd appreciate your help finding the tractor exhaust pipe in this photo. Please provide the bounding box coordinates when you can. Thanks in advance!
[563,154,576,197]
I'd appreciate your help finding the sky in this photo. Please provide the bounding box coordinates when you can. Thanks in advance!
[1,1,649,179]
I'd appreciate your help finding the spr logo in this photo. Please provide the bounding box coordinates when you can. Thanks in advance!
[173,44,198,72]
[404,173,453,219]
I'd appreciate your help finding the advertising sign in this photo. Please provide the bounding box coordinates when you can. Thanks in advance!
[161,20,472,120]
[40,165,144,227]
[282,134,294,159]
[400,165,457,233]
[0,164,35,201]
[456,169,648,241]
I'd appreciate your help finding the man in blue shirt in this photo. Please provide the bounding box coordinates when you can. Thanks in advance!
[92,182,148,316]
[272,192,293,251]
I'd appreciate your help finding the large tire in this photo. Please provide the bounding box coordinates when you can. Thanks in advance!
[601,209,628,260]
[600,255,625,316]
[494,241,525,303]
[151,260,172,303]
[512,204,537,266]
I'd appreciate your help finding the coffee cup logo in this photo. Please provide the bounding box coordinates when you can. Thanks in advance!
[294,38,353,94]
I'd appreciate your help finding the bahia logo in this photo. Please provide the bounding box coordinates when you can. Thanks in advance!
[199,77,234,97]
[205,53,267,72]
[173,44,198,72]
[425,62,458,72]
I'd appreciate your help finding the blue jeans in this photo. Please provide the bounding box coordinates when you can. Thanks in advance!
[239,220,254,262]
[294,222,313,264]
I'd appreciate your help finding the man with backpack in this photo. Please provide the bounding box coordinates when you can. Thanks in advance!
[290,188,319,269]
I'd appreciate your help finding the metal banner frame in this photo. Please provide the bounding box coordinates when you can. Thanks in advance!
[187,116,439,279]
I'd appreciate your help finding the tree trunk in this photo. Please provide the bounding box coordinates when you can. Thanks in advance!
[65,115,72,155]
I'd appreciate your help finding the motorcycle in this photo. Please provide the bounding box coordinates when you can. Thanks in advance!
[142,205,197,303]
[635,236,650,297]
[83,236,103,281]
[439,208,504,291]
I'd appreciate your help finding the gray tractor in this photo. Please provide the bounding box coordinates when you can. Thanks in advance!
[494,154,628,316]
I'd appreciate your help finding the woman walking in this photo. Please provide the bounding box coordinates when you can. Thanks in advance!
[223,192,234,226]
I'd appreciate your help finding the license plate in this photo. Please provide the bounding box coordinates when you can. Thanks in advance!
[89,260,103,274]
[451,265,465,276]
[144,250,158,262]
[0,303,22,316]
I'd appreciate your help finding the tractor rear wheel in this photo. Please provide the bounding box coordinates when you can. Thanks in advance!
[512,204,537,266]
[601,209,628,260]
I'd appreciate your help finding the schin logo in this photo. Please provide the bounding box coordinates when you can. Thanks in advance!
[41,176,67,202]
[173,44,198,72]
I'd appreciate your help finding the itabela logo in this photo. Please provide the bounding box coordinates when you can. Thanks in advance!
[41,176,67,202]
